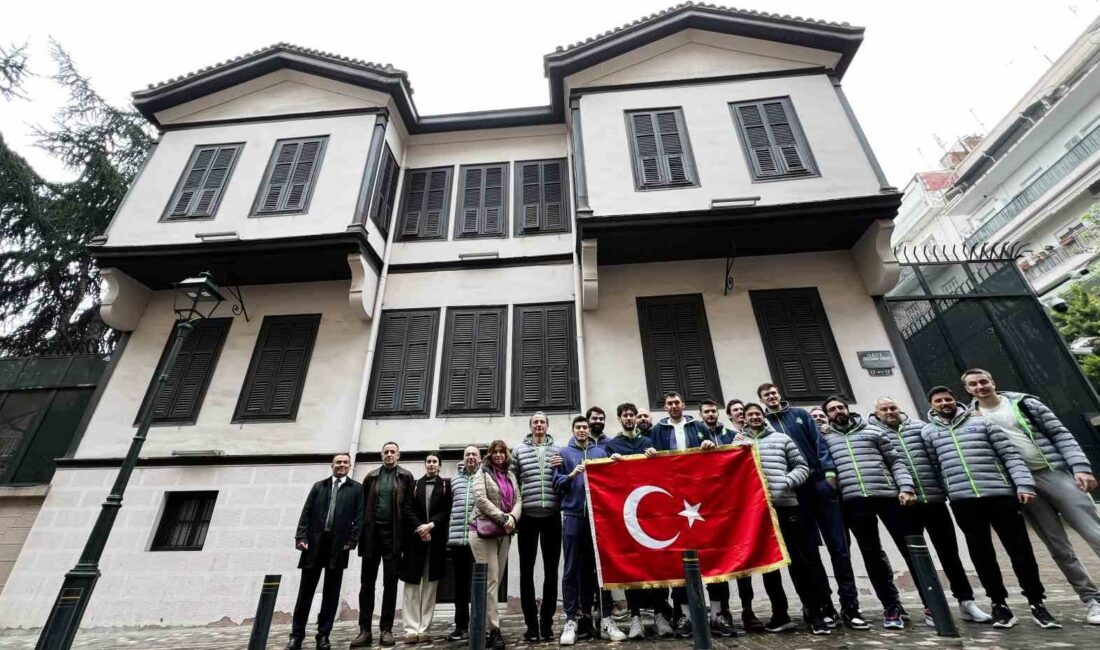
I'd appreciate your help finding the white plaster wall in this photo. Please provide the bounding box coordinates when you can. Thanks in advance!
[583,253,917,418]
[77,281,369,458]
[579,74,883,216]
[104,114,379,247]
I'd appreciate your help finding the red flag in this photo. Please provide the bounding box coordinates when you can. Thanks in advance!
[585,446,788,588]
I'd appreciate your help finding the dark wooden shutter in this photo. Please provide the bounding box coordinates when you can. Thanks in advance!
[439,307,505,414]
[166,144,241,219]
[234,314,320,421]
[367,310,440,416]
[397,167,451,240]
[369,145,400,235]
[512,303,578,412]
[253,137,327,214]
[515,159,569,235]
[138,318,231,425]
[750,288,851,402]
[456,164,507,238]
[152,491,217,551]
[628,109,696,189]
[636,295,722,408]
[732,98,814,179]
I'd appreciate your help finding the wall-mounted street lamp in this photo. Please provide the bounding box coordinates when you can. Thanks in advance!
[37,272,227,650]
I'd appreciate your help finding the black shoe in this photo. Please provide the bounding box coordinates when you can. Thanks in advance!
[315,636,331,650]
[675,616,693,638]
[898,604,911,622]
[348,630,371,648]
[576,616,594,640]
[764,613,796,633]
[992,602,1017,629]
[285,637,303,650]
[447,627,468,642]
[523,626,540,643]
[379,630,395,647]
[742,609,765,632]
[841,607,870,630]
[488,628,506,649]
[810,615,831,635]
[884,604,905,630]
[710,612,735,637]
[539,619,554,641]
[1030,602,1061,629]
[822,604,839,628]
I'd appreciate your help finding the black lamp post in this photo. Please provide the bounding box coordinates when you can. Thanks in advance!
[37,272,225,650]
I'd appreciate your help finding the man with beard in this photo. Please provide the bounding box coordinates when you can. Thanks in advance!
[869,397,990,626]
[727,398,766,631]
[636,408,654,436]
[965,369,1100,625]
[586,406,612,450]
[757,382,852,627]
[921,386,1057,629]
[821,396,915,630]
[445,446,482,642]
[726,399,746,436]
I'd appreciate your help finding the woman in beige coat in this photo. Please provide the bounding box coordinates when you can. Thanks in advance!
[470,439,522,649]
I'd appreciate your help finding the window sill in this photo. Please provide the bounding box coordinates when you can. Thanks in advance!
[249,210,312,218]
[748,171,821,184]
[0,484,50,498]
[634,182,700,192]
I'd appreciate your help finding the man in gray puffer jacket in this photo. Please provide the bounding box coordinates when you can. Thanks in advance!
[512,412,562,641]
[964,368,1100,625]
[445,445,481,641]
[921,386,1057,630]
[821,396,915,630]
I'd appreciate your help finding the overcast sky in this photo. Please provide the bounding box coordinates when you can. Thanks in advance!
[2,0,1096,185]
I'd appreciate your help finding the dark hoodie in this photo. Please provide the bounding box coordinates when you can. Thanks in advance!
[605,429,653,456]
[552,436,609,517]
[649,414,721,451]
[764,401,837,481]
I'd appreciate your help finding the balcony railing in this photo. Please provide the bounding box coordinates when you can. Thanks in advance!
[966,122,1100,246]
[1022,225,1100,284]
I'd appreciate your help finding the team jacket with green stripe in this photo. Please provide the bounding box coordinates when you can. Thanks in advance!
[919,406,1035,501]
[512,433,561,518]
[972,392,1092,475]
[868,413,945,503]
[821,414,913,500]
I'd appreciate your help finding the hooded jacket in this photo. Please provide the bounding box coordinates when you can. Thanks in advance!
[869,413,944,503]
[447,464,479,547]
[920,405,1035,500]
[649,414,723,451]
[605,429,653,456]
[822,414,913,500]
[972,391,1092,475]
[551,436,609,517]
[763,401,837,482]
[742,425,810,507]
[512,433,561,518]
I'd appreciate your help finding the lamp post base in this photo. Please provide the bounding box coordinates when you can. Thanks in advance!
[36,567,100,650]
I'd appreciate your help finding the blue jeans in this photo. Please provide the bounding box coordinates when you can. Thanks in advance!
[797,478,858,610]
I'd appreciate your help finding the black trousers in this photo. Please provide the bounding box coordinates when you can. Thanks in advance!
[291,533,344,639]
[671,581,730,615]
[626,587,674,617]
[951,496,1046,604]
[841,497,916,608]
[737,506,828,616]
[450,545,475,631]
[910,501,975,601]
[518,514,562,630]
[358,523,398,631]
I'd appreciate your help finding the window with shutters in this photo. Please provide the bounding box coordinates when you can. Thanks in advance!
[251,136,328,215]
[162,144,242,220]
[366,309,440,417]
[626,109,698,190]
[730,98,818,181]
[514,159,569,235]
[368,145,400,236]
[455,164,508,239]
[151,491,217,551]
[636,294,723,409]
[512,303,579,413]
[396,167,453,241]
[438,307,506,415]
[233,314,321,422]
[749,288,851,402]
[136,318,232,425]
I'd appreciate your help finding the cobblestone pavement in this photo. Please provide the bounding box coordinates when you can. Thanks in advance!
[4,529,1100,649]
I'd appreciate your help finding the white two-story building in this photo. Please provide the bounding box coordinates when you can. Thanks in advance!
[0,3,911,628]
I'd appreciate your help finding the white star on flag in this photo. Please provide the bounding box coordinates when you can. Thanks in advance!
[678,500,704,528]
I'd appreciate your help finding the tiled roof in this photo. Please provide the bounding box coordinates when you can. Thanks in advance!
[919,171,958,192]
[552,1,860,55]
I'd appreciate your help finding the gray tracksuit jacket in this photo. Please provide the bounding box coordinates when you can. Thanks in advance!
[512,433,561,518]
[822,414,914,500]
[920,406,1036,500]
[869,413,945,503]
[742,425,810,507]
[972,392,1092,475]
[447,465,478,547]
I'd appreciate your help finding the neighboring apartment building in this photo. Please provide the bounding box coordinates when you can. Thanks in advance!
[0,3,909,628]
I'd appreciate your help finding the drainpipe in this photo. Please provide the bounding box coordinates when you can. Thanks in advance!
[573,248,588,410]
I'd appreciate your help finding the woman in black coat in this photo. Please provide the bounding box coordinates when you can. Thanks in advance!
[399,454,453,643]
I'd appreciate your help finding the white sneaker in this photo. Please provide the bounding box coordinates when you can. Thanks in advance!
[560,619,577,645]
[627,615,645,639]
[601,617,627,641]
[1086,600,1100,625]
[959,599,992,623]
[655,612,674,638]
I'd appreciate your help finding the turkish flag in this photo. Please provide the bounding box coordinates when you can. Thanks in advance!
[585,446,788,588]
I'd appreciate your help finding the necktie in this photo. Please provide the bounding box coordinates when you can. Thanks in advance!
[325,479,339,532]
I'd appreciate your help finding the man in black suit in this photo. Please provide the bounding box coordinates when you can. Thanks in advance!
[288,453,363,650]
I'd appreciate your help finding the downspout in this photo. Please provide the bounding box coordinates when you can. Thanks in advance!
[569,98,590,409]
[573,250,588,409]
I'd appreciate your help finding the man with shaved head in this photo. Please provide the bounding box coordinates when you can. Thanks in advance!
[869,397,989,626]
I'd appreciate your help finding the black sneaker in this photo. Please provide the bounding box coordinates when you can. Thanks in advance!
[539,621,554,641]
[992,602,1017,629]
[742,609,765,632]
[809,614,831,635]
[883,604,905,630]
[822,604,839,628]
[675,616,693,638]
[764,613,797,633]
[488,628,506,650]
[710,612,735,637]
[522,627,540,643]
[1030,602,1061,629]
[576,616,594,640]
[446,627,468,642]
[841,607,870,630]
[898,604,911,622]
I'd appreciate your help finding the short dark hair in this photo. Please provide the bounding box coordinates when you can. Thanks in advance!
[585,406,605,419]
[663,391,683,403]
[743,402,765,415]
[821,395,847,411]
[332,452,351,462]
[616,402,638,417]
[927,385,954,400]
[961,368,992,382]
[756,383,779,398]
[571,415,589,429]
[424,452,441,463]
[699,398,719,410]
[725,399,744,415]
[381,441,400,452]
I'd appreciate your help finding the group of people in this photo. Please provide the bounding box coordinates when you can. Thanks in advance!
[285,368,1100,649]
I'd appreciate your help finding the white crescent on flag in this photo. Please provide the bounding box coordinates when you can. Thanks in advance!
[622,485,680,549]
